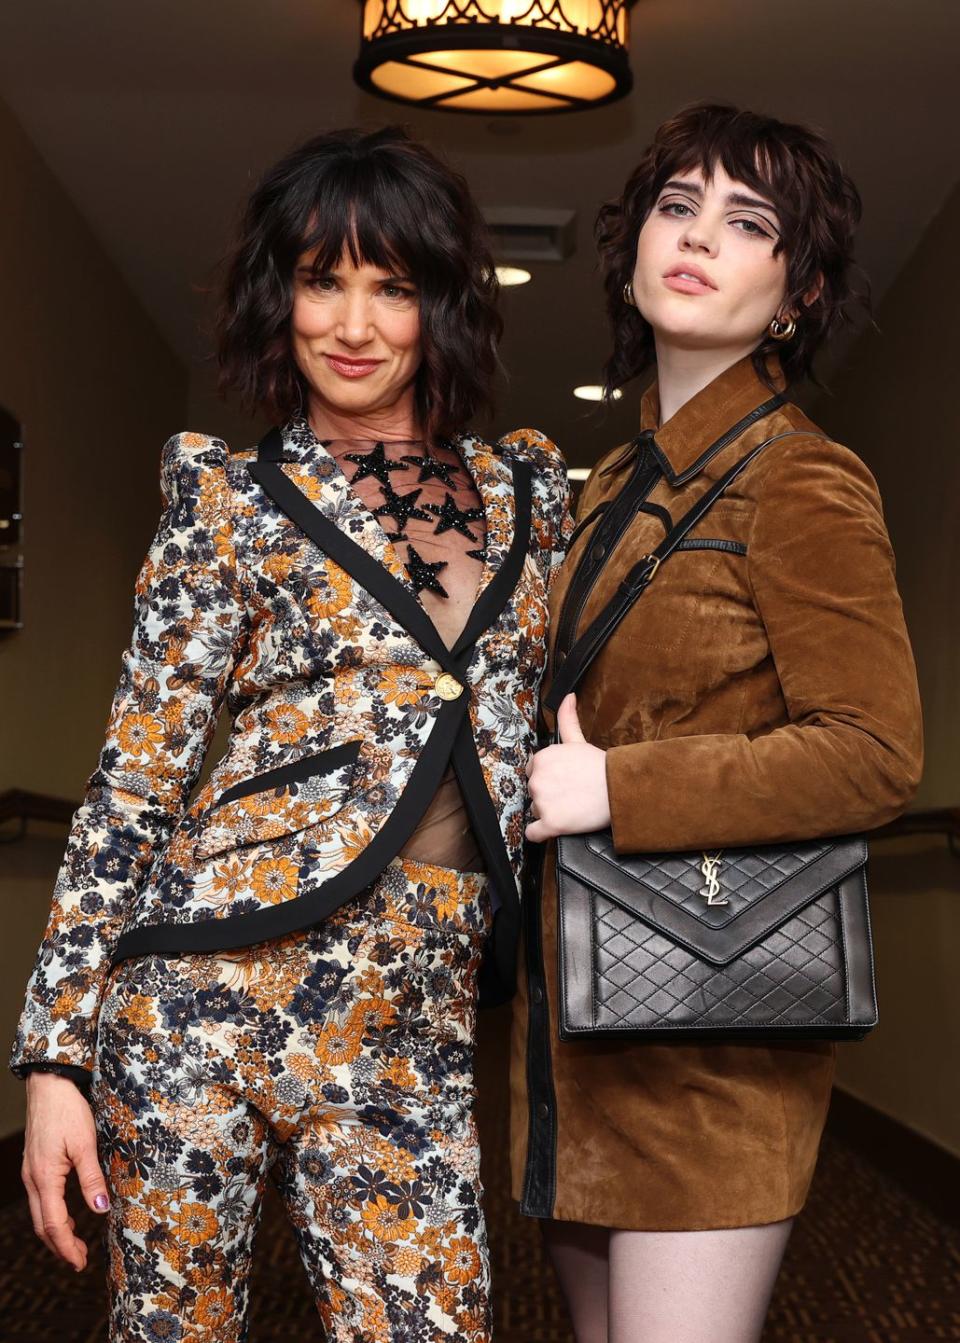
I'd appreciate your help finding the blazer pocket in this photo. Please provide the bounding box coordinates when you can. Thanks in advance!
[195,740,363,862]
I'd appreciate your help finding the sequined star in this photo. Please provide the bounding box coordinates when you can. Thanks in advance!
[466,548,487,564]
[343,441,409,486]
[401,450,461,487]
[372,484,432,534]
[425,492,484,541]
[405,544,449,597]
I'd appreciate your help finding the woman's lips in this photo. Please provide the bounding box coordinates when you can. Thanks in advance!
[662,271,715,295]
[323,354,383,379]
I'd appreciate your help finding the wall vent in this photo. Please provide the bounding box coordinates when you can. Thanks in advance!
[483,207,576,263]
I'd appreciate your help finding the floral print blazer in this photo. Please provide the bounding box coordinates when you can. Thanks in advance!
[11,420,572,1084]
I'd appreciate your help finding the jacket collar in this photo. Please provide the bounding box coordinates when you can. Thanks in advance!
[603,354,787,486]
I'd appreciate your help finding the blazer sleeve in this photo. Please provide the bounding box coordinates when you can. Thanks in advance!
[9,433,250,1082]
[498,427,574,591]
[605,435,924,853]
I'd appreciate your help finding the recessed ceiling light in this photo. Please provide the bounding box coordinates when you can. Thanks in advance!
[495,266,532,287]
[573,384,622,401]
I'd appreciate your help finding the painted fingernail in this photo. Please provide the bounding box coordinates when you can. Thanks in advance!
[94,1194,109,1210]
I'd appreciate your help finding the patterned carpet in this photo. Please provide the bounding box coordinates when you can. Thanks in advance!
[2,1008,958,1342]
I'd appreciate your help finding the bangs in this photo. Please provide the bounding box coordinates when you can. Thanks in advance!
[659,119,808,250]
[297,165,432,282]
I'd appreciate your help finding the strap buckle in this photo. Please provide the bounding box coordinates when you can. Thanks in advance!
[621,553,661,595]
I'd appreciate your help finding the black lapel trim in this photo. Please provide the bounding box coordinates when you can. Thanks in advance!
[112,696,471,961]
[247,457,459,676]
[451,459,532,661]
[450,717,521,1001]
[652,393,786,487]
[257,426,288,462]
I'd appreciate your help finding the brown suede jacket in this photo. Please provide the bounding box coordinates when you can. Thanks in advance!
[554,354,923,852]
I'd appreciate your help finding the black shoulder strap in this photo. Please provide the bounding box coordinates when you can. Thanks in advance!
[544,430,823,713]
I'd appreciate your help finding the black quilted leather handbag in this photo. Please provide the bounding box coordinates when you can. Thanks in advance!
[544,432,878,1042]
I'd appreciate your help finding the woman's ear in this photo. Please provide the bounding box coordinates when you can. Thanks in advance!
[801,272,825,309]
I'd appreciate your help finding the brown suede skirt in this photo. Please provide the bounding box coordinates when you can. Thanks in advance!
[509,847,836,1231]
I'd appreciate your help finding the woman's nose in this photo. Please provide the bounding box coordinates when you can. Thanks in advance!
[678,219,719,256]
[335,294,374,346]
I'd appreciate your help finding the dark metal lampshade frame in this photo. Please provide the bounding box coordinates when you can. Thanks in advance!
[354,0,634,115]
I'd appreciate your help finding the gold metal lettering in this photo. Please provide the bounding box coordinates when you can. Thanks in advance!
[699,853,728,906]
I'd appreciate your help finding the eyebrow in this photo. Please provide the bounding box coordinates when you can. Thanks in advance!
[295,265,414,284]
[660,179,779,216]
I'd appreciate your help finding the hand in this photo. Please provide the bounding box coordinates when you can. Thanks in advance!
[22,1071,110,1270]
[525,693,611,842]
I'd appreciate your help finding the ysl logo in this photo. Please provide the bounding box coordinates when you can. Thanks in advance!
[699,853,728,906]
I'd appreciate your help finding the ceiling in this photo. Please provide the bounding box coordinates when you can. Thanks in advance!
[1,0,958,464]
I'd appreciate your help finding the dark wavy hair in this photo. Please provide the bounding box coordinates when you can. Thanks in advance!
[595,102,868,394]
[216,126,502,442]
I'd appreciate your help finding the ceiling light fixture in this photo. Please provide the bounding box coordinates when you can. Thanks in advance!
[574,384,622,401]
[354,1,637,115]
[495,265,532,286]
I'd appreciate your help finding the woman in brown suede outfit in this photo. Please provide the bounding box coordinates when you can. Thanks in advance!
[513,105,923,1342]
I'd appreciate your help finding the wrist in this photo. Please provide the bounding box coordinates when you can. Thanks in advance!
[20,1062,91,1093]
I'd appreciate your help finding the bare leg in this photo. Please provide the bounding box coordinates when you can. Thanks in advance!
[608,1218,794,1343]
[541,1219,610,1343]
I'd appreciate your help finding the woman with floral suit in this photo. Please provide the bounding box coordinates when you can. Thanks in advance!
[12,126,571,1342]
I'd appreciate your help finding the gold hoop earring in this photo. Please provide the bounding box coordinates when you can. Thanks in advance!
[623,280,635,307]
[769,313,796,342]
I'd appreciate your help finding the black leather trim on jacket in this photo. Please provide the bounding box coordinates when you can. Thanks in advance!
[519,843,558,1218]
[552,437,660,672]
[566,501,609,551]
[650,393,786,486]
[675,538,748,555]
[638,499,674,532]
[215,740,363,806]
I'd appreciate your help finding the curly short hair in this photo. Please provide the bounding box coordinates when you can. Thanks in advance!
[595,102,868,393]
[216,126,502,442]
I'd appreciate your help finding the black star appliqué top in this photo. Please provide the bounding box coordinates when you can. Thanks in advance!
[405,544,449,597]
[372,484,432,535]
[343,441,409,486]
[425,492,485,542]
[402,451,461,488]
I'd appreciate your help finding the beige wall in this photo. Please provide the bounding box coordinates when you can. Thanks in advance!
[0,96,187,1139]
[814,182,960,1155]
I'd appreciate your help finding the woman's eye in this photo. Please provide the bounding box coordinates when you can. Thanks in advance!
[659,200,693,217]
[732,217,774,239]
[381,284,415,300]
[305,275,337,292]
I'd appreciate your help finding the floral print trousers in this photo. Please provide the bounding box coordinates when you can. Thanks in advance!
[91,857,493,1343]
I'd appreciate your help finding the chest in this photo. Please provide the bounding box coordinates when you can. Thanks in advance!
[332,443,486,650]
[549,474,766,733]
